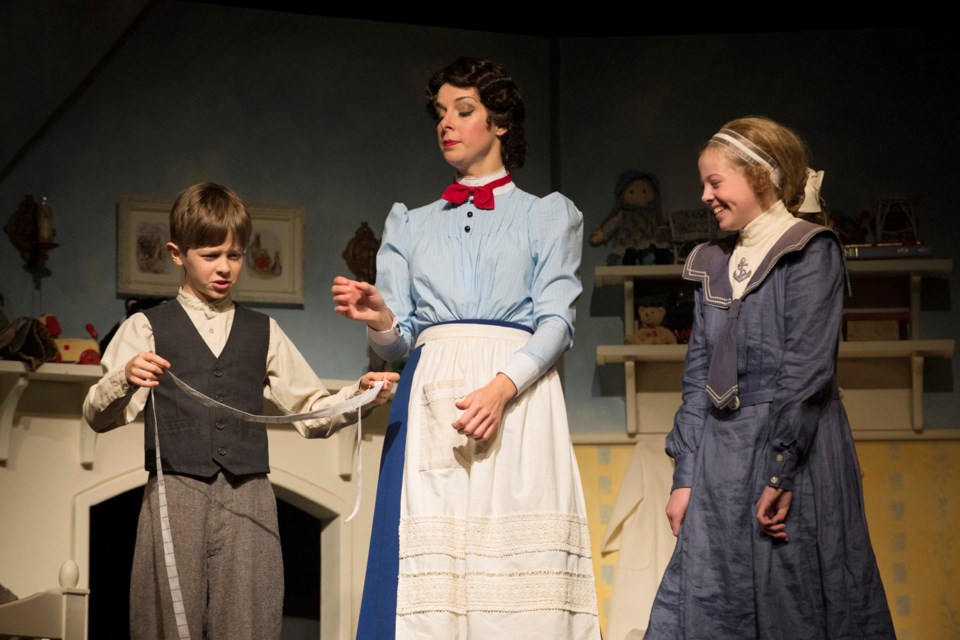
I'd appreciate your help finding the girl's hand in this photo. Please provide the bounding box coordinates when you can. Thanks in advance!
[359,371,400,405]
[331,276,393,331]
[452,373,517,442]
[665,487,691,536]
[756,486,793,541]
[124,352,170,388]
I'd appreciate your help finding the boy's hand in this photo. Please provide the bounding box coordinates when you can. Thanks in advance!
[332,276,393,331]
[360,371,400,405]
[125,352,171,388]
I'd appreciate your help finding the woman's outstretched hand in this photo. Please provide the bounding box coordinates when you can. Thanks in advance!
[452,373,517,442]
[332,276,393,331]
[756,486,793,541]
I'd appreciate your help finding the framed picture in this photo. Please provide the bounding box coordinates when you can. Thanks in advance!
[117,196,305,305]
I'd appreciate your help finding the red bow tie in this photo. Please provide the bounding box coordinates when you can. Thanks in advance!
[441,175,513,210]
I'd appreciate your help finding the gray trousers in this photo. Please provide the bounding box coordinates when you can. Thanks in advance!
[130,472,283,640]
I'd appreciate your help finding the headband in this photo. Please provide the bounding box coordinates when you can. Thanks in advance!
[710,128,782,188]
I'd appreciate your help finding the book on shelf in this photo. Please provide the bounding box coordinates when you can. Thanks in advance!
[842,241,931,259]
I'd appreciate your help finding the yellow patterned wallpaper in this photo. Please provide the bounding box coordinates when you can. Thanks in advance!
[574,444,637,634]
[858,441,960,640]
[575,440,960,639]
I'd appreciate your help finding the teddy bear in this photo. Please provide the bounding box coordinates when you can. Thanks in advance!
[625,305,677,345]
[589,171,673,265]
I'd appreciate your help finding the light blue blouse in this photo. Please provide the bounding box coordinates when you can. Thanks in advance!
[369,186,583,393]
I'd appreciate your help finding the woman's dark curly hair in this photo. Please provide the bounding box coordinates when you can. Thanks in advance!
[425,57,527,171]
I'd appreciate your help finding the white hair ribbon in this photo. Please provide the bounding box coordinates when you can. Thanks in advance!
[798,168,824,213]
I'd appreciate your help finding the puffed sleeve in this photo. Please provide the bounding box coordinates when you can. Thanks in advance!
[82,312,153,432]
[502,192,583,393]
[763,234,845,491]
[367,203,415,362]
[665,286,711,490]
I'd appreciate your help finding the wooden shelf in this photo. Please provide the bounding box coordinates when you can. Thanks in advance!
[594,258,953,288]
[597,340,955,365]
[0,362,103,468]
[594,258,954,436]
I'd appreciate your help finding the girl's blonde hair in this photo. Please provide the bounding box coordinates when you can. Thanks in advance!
[704,116,815,218]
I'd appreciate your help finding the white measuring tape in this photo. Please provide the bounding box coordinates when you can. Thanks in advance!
[149,372,383,639]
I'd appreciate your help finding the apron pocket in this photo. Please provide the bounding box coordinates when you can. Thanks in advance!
[420,379,473,471]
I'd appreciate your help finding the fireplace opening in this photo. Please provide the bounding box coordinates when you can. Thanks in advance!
[88,484,323,639]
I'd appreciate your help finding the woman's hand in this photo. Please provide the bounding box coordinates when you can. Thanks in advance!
[665,487,691,536]
[756,486,793,541]
[452,373,517,442]
[124,352,170,388]
[331,276,393,331]
[359,371,401,405]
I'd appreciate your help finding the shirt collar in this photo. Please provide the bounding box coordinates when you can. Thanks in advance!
[177,287,234,319]
[738,200,795,248]
[456,167,516,196]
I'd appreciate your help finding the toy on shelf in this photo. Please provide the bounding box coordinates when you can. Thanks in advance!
[40,315,100,364]
[625,305,677,345]
[875,193,920,243]
[590,171,672,265]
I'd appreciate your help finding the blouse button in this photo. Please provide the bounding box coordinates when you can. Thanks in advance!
[467,211,474,218]
[464,225,471,233]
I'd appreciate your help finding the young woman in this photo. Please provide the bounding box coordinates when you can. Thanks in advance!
[333,57,600,639]
[645,117,894,639]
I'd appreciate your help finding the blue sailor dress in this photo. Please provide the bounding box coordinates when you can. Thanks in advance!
[646,221,894,639]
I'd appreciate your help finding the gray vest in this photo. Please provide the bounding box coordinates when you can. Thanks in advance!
[143,301,270,478]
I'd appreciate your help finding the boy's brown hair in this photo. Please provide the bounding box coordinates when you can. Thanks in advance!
[169,182,252,251]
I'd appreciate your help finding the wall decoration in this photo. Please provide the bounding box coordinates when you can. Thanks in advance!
[117,196,304,305]
[342,222,380,284]
[5,195,58,289]
[667,208,717,263]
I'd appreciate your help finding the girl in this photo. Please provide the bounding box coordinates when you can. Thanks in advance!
[333,57,600,639]
[645,117,894,639]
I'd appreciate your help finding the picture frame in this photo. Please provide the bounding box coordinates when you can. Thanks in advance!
[117,196,305,305]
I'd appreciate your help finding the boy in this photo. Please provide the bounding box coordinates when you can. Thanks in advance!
[83,182,396,640]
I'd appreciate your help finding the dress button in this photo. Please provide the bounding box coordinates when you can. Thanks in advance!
[464,225,471,233]
[218,447,227,456]
[216,420,225,430]
[467,211,474,218]
[213,368,223,377]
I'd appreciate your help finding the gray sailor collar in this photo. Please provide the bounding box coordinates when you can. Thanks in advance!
[681,220,842,410]
[682,220,842,309]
